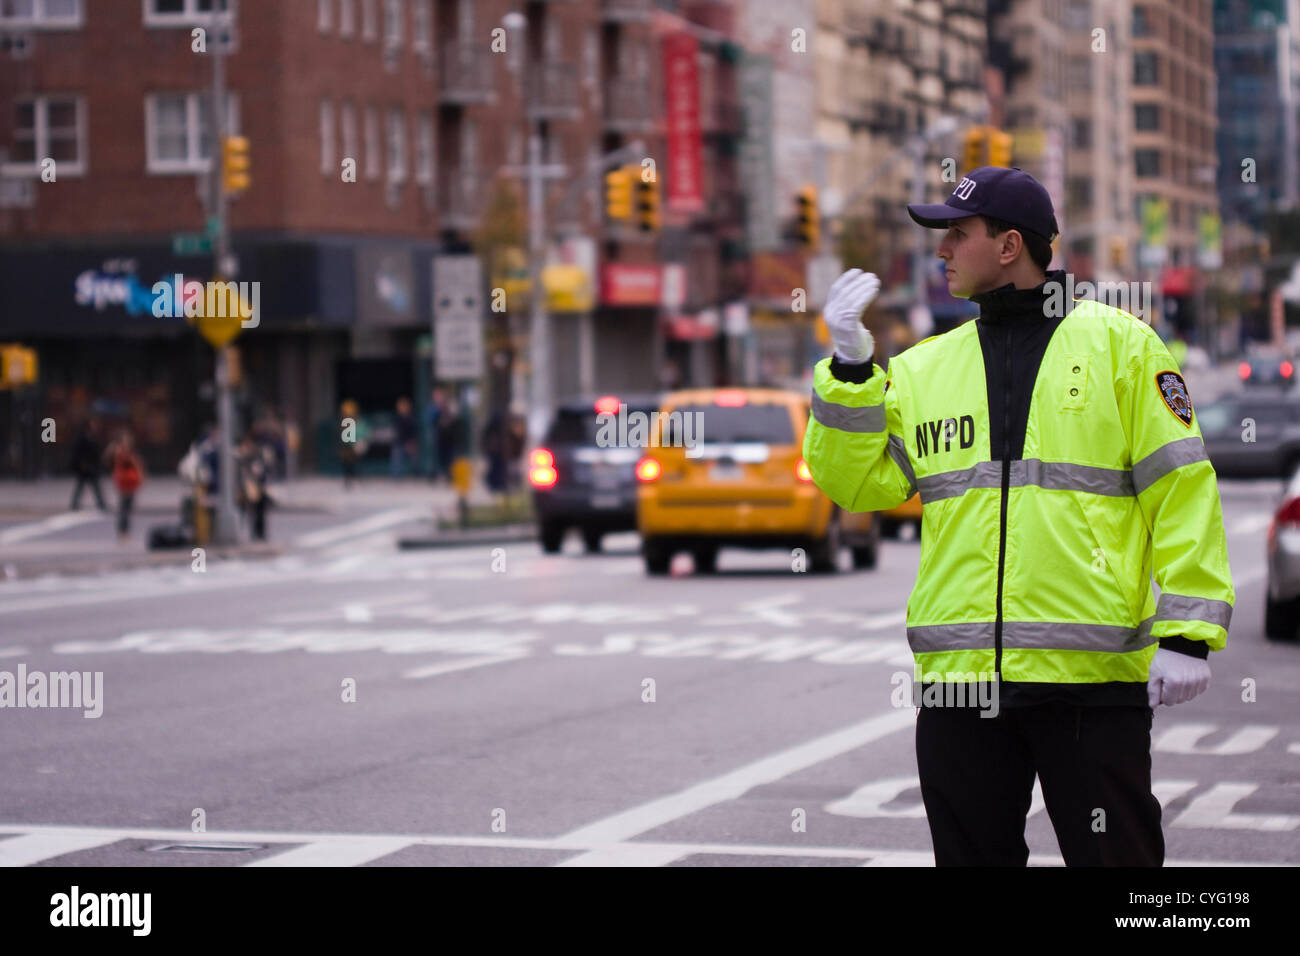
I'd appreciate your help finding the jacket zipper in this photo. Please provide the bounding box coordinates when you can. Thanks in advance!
[994,325,1012,680]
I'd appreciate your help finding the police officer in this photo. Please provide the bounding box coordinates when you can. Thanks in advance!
[803,167,1234,866]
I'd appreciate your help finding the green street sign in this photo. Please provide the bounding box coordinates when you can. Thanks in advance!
[172,234,212,255]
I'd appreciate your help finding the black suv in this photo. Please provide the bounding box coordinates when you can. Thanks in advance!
[528,393,662,553]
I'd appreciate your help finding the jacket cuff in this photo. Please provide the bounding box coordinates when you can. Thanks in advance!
[1158,635,1209,659]
[829,354,874,383]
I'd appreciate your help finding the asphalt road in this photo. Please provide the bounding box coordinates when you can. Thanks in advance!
[0,477,1296,866]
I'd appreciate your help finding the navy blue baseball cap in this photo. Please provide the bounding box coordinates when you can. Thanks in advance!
[907,166,1059,242]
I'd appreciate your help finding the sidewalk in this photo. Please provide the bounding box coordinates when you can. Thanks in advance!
[0,474,502,520]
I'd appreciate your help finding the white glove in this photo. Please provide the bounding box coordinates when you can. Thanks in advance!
[823,269,880,364]
[1147,647,1211,708]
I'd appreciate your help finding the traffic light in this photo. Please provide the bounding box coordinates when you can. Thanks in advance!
[963,125,988,172]
[1109,237,1127,268]
[988,129,1013,168]
[795,184,819,249]
[222,135,250,195]
[635,173,661,233]
[605,165,633,222]
[0,344,37,389]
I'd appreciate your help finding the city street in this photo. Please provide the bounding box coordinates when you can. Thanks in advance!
[0,476,1294,867]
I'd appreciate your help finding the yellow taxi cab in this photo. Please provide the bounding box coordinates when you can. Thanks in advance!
[880,492,922,539]
[634,387,879,574]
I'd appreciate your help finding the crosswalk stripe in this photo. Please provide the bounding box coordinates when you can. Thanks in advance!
[246,838,411,867]
[0,831,123,866]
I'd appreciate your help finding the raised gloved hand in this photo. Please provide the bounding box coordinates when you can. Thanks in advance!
[823,269,880,364]
[1147,647,1211,708]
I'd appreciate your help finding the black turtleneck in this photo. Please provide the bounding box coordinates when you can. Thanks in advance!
[972,268,1070,461]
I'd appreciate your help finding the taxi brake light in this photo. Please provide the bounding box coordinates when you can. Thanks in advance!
[714,390,747,407]
[1283,361,1294,379]
[636,456,661,482]
[795,457,813,482]
[1238,362,1252,379]
[594,395,620,416]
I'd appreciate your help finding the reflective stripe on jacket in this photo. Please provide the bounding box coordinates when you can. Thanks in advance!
[803,279,1233,707]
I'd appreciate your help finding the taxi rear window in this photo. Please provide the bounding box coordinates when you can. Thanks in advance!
[664,404,795,445]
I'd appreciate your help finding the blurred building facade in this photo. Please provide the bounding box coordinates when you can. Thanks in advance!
[1063,0,1136,284]
[818,0,988,349]
[0,0,763,474]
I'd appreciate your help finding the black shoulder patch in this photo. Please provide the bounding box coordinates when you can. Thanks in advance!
[1155,370,1193,427]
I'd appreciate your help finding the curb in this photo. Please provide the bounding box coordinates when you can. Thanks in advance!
[0,544,285,580]
[398,524,537,549]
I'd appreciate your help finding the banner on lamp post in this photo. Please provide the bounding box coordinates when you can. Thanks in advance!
[663,32,704,214]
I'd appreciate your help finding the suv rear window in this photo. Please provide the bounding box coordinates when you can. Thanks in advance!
[665,404,796,445]
[545,407,659,444]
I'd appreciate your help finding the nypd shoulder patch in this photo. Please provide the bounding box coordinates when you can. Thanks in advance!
[1156,370,1193,427]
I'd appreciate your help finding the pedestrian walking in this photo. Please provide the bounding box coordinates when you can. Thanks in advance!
[68,419,107,511]
[104,428,145,542]
[339,399,366,489]
[804,166,1234,867]
[236,434,270,540]
[481,403,509,495]
[390,396,418,479]
[434,387,462,484]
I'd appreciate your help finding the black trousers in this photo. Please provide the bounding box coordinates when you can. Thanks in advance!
[916,703,1163,866]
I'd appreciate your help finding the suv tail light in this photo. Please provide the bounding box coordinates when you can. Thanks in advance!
[1238,362,1252,380]
[1283,361,1294,379]
[529,448,557,488]
[795,457,813,482]
[1276,497,1300,528]
[636,456,661,482]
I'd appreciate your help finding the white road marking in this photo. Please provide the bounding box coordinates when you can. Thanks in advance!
[294,507,428,549]
[1289,742,1300,755]
[402,652,530,680]
[0,823,1285,867]
[1153,723,1279,755]
[0,830,122,866]
[557,709,916,852]
[0,646,27,658]
[246,838,410,867]
[0,511,106,545]
[1171,783,1300,831]
[555,845,688,867]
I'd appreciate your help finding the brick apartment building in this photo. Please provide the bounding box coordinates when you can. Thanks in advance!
[0,0,752,474]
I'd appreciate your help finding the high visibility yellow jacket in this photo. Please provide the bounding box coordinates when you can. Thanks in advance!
[804,274,1234,708]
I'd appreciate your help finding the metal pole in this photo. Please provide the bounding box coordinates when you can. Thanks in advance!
[526,127,550,446]
[909,139,932,340]
[210,11,240,544]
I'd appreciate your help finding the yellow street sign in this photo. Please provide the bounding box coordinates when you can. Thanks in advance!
[186,277,249,348]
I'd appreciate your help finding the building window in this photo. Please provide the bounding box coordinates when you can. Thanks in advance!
[383,0,401,48]
[338,0,354,36]
[1067,56,1091,91]
[145,91,237,173]
[317,0,330,32]
[144,0,230,26]
[361,0,376,41]
[1132,5,1151,37]
[340,100,357,166]
[319,99,334,175]
[1134,103,1160,130]
[1067,177,1093,208]
[1133,51,1159,86]
[1070,118,1092,149]
[1135,148,1161,178]
[415,111,433,184]
[386,106,405,182]
[364,105,379,179]
[3,95,85,175]
[0,0,82,27]
[412,0,431,53]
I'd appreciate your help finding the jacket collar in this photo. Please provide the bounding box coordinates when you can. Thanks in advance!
[971,269,1068,324]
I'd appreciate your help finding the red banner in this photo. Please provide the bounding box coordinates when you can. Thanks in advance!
[600,263,661,306]
[663,32,704,214]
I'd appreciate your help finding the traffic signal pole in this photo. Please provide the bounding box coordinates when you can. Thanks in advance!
[209,9,240,545]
